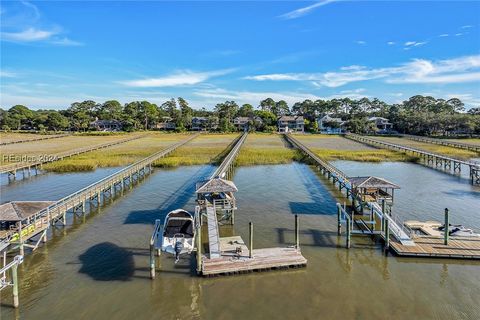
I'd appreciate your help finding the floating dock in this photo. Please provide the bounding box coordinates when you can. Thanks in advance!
[202,236,307,276]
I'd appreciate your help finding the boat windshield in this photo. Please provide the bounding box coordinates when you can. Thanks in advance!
[164,219,194,238]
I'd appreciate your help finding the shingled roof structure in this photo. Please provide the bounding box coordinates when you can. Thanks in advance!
[196,178,238,194]
[348,176,400,190]
[0,201,55,222]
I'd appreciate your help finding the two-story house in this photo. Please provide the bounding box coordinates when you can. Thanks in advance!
[368,117,393,130]
[233,116,263,131]
[277,116,304,133]
[152,116,176,130]
[317,114,345,134]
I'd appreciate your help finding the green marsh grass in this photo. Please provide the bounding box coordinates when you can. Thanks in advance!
[154,134,238,168]
[42,133,189,172]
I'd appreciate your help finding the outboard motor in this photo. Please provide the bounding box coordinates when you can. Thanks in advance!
[174,240,184,264]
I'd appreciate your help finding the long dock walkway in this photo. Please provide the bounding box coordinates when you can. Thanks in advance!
[284,134,414,246]
[345,133,480,184]
[0,133,199,255]
[0,134,145,181]
[402,134,480,153]
[196,132,307,276]
[0,133,70,146]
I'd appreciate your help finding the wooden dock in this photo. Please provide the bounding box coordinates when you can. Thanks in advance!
[0,134,199,255]
[0,133,71,146]
[0,134,146,181]
[202,246,307,276]
[402,134,480,153]
[206,206,221,258]
[345,133,480,185]
[390,236,480,259]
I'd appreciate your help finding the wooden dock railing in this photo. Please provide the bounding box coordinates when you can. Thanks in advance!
[1,134,199,252]
[0,133,71,146]
[0,134,146,180]
[401,134,480,153]
[285,134,414,246]
[210,131,248,180]
[345,133,480,185]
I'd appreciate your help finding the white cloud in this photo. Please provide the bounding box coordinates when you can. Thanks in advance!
[193,88,323,105]
[455,33,464,36]
[244,55,480,87]
[278,0,339,20]
[0,2,81,46]
[0,70,17,78]
[356,40,366,45]
[404,41,427,48]
[387,41,396,45]
[121,69,234,87]
[461,25,473,29]
[1,27,57,42]
[50,37,84,46]
[439,34,449,37]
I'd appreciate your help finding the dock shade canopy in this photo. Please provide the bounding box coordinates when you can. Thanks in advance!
[195,178,238,194]
[0,201,55,222]
[348,176,400,190]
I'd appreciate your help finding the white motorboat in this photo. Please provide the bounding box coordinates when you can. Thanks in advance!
[161,209,195,263]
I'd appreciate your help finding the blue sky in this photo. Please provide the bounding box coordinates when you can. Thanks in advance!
[1,1,479,110]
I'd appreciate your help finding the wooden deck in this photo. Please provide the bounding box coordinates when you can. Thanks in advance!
[206,206,221,258]
[390,236,480,259]
[202,246,307,276]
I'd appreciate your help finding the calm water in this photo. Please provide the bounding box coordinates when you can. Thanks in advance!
[1,162,479,319]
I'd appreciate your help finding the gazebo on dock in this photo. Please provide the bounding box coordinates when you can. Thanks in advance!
[196,177,238,224]
[348,176,400,204]
[0,201,55,252]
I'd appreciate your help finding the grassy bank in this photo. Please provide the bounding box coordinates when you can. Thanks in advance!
[374,137,478,159]
[154,134,238,168]
[310,148,417,162]
[42,133,189,172]
[235,133,300,165]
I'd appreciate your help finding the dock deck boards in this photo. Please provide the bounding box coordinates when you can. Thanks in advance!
[206,206,221,258]
[390,236,480,259]
[202,246,307,276]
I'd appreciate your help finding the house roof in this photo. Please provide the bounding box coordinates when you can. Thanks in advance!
[278,116,304,121]
[0,201,55,222]
[320,115,343,123]
[196,178,238,193]
[348,176,400,189]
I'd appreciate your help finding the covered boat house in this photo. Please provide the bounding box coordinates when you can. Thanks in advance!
[348,176,400,204]
[196,177,238,224]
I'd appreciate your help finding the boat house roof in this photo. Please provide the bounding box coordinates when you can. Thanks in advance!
[0,201,55,222]
[196,178,238,193]
[348,176,400,189]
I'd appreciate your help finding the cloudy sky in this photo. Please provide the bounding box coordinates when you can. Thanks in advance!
[1,1,479,110]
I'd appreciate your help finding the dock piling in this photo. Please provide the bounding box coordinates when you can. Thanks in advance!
[295,214,299,249]
[346,214,351,249]
[444,208,449,245]
[336,204,342,235]
[384,219,390,254]
[249,222,253,258]
[12,264,19,308]
[150,243,155,279]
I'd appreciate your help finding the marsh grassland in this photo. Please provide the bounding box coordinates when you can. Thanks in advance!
[373,136,478,159]
[235,133,301,165]
[0,133,137,166]
[0,132,67,144]
[295,134,416,162]
[154,134,238,167]
[41,133,189,172]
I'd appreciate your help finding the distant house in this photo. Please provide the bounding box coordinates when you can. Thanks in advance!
[191,117,219,131]
[90,119,122,131]
[152,117,176,130]
[318,114,345,134]
[278,116,304,133]
[191,117,208,131]
[369,117,393,130]
[233,116,263,131]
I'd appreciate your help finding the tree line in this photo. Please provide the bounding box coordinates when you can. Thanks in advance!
[1,95,479,136]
